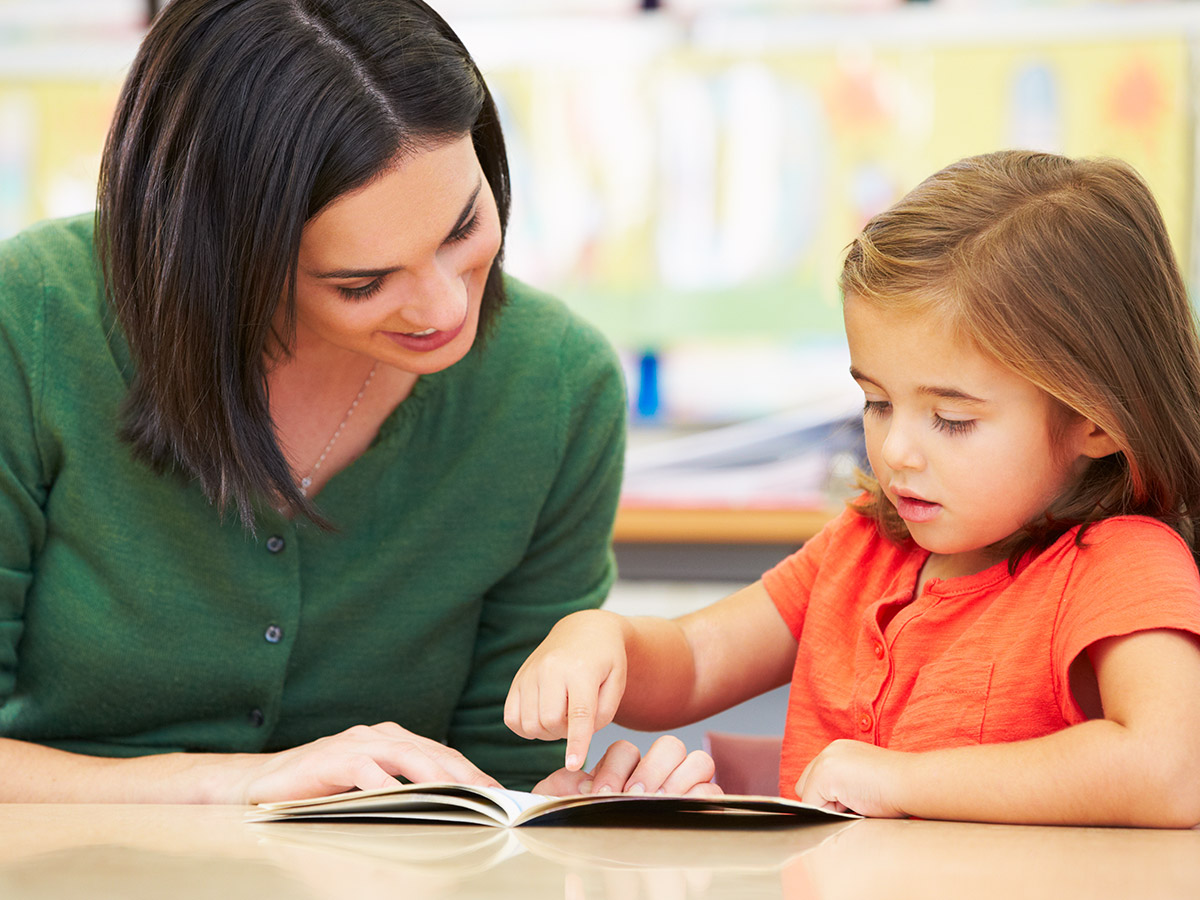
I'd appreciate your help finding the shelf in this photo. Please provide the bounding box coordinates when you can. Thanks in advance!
[613,503,836,544]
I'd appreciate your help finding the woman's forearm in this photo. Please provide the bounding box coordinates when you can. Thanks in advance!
[0,738,254,803]
[0,721,504,805]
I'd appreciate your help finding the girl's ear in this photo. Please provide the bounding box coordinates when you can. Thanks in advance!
[1076,420,1121,460]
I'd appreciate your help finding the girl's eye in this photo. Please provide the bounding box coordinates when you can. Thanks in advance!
[933,415,976,436]
[863,399,891,417]
[336,278,385,301]
[446,211,481,244]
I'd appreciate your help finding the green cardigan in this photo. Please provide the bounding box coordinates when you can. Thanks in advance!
[0,215,626,789]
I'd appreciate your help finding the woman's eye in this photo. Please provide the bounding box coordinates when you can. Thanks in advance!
[336,278,384,301]
[446,212,481,244]
[863,399,891,417]
[933,415,976,436]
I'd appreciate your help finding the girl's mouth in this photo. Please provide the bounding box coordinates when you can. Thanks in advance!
[893,494,942,523]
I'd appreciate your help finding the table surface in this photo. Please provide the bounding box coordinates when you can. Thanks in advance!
[0,803,1196,900]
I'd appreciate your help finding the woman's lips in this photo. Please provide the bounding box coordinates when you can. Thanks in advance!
[384,317,465,352]
[893,494,942,523]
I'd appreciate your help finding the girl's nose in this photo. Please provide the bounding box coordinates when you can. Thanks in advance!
[880,420,925,472]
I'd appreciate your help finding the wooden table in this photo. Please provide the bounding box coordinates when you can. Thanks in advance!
[0,803,1196,899]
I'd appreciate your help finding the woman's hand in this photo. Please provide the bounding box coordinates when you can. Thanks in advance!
[533,736,720,798]
[226,722,501,804]
[505,609,629,771]
[794,739,908,818]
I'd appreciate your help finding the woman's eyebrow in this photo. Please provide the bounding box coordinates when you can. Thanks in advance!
[310,179,483,280]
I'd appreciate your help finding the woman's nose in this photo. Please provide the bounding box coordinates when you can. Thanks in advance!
[396,262,468,331]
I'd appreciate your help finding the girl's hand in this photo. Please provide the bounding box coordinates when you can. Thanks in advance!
[795,739,909,818]
[505,609,629,771]
[227,722,501,804]
[533,736,721,797]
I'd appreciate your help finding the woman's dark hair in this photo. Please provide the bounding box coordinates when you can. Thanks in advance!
[97,0,511,528]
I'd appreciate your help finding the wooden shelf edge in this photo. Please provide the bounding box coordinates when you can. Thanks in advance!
[613,505,836,544]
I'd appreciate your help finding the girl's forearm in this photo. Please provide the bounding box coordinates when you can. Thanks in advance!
[615,582,798,731]
[893,720,1200,827]
[613,615,701,730]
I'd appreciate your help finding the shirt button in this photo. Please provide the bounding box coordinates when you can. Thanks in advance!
[264,625,283,644]
[873,642,884,659]
[249,708,265,727]
[859,713,873,732]
[266,535,285,554]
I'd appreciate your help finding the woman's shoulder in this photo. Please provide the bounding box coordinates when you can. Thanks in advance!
[0,214,101,321]
[0,213,97,277]
[0,213,91,328]
[494,276,618,363]
[468,276,624,397]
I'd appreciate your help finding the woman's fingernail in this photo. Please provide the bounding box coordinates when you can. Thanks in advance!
[597,784,614,794]
[628,783,645,794]
[579,780,594,794]
[565,754,579,770]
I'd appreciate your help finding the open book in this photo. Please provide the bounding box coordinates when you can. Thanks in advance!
[247,783,858,828]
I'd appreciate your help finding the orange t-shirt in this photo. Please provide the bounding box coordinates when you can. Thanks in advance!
[762,507,1200,800]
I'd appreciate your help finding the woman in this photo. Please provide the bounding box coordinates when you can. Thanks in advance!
[0,0,714,802]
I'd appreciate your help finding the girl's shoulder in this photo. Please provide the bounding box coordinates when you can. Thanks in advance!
[1045,515,1199,592]
[1064,515,1193,557]
[790,498,915,571]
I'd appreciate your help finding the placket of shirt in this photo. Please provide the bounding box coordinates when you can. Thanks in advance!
[245,516,303,744]
[853,590,919,744]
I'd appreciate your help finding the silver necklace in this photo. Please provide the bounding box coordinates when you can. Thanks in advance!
[298,362,378,496]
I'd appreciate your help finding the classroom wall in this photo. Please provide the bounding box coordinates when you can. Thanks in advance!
[1,1,1195,424]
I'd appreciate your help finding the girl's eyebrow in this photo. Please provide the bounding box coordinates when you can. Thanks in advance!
[309,179,483,280]
[918,385,987,405]
[849,366,987,405]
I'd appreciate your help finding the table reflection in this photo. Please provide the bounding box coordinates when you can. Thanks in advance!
[0,804,1197,900]
[253,817,852,899]
[789,818,1200,900]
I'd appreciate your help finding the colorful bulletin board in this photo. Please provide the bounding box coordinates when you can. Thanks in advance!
[0,80,121,238]
[2,8,1195,409]
[480,16,1193,351]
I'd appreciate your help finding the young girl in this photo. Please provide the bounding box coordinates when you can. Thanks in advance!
[505,150,1200,826]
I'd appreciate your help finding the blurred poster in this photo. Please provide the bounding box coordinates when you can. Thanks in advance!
[1,9,1192,368]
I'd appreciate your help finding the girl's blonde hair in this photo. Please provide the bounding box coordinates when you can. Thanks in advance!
[841,150,1200,568]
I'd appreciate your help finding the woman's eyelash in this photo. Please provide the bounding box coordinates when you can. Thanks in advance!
[863,399,890,416]
[446,211,480,243]
[333,213,480,301]
[336,279,385,301]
